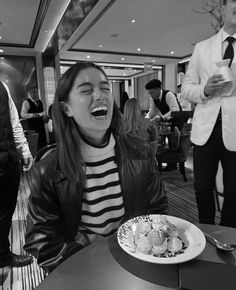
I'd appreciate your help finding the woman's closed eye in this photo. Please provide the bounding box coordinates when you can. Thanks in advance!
[101,86,110,92]
[81,89,92,94]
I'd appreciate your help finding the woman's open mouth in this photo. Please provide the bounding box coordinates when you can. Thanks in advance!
[91,105,108,117]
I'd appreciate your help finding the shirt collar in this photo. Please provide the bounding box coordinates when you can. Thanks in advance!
[222,28,236,43]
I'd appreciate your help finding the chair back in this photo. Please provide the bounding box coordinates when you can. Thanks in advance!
[178,133,191,161]
[34,143,57,162]
[168,126,181,151]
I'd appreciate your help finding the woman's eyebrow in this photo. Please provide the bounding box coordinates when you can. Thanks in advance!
[100,81,110,86]
[77,82,92,88]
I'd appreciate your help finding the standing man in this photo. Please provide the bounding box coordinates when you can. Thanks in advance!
[145,79,182,122]
[0,81,33,267]
[181,0,236,227]
[145,79,182,171]
[21,85,47,150]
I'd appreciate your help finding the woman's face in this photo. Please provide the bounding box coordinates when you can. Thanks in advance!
[64,67,114,143]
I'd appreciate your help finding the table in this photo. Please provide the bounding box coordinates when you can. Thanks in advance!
[36,224,236,290]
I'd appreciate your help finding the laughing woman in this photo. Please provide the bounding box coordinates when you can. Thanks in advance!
[24,62,168,273]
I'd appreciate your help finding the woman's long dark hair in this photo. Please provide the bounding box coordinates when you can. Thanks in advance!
[52,61,123,183]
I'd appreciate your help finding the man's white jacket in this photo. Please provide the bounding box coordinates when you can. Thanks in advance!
[182,28,236,151]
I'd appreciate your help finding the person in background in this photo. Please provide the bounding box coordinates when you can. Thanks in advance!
[0,81,33,268]
[47,104,55,144]
[145,79,181,122]
[181,0,236,227]
[145,79,182,171]
[24,61,168,273]
[21,85,47,150]
[123,98,158,143]
[119,91,129,114]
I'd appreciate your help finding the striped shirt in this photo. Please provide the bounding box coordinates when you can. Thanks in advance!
[76,134,125,246]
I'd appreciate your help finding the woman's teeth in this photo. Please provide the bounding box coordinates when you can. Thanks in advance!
[91,106,108,116]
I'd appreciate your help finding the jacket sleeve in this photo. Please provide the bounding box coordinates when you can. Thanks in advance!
[146,158,169,215]
[24,166,82,273]
[181,43,208,104]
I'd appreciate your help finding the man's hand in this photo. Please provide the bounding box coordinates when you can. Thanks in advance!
[33,113,40,118]
[204,74,225,97]
[22,153,34,171]
[150,115,161,122]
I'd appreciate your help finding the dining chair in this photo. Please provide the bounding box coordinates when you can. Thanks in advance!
[171,110,193,131]
[34,143,57,162]
[156,125,192,181]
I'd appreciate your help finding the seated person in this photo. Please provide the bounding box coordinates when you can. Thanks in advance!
[24,61,168,273]
[123,98,158,142]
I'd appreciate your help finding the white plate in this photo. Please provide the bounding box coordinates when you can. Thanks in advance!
[117,215,206,264]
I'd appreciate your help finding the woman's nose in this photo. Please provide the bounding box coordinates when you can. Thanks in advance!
[93,88,103,100]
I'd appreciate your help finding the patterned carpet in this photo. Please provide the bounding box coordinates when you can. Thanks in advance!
[0,174,46,290]
[162,166,221,225]
[0,160,221,289]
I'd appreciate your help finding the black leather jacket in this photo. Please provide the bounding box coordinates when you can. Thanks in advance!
[24,134,168,272]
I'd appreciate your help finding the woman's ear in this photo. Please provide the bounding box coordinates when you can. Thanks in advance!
[60,101,72,117]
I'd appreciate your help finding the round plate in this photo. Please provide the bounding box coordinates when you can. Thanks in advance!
[117,214,206,264]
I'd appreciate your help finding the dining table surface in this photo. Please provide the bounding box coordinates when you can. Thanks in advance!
[36,223,236,290]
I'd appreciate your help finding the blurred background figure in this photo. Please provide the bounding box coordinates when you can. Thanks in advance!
[47,104,55,144]
[145,79,182,171]
[21,85,47,150]
[123,98,158,142]
[145,79,181,123]
[0,80,33,268]
[119,91,129,114]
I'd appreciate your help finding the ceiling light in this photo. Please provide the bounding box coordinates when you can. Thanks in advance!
[137,48,141,51]
[123,73,126,76]
[0,36,2,40]
[0,49,4,53]
[131,19,135,23]
[86,55,90,59]
[171,51,175,55]
[121,57,125,60]
[99,44,103,48]
[152,59,156,62]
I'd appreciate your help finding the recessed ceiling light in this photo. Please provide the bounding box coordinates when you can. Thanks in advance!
[171,51,174,55]
[137,48,141,51]
[0,49,4,53]
[121,57,125,60]
[99,44,103,48]
[86,55,90,59]
[131,19,135,23]
[0,36,2,40]
[152,59,156,62]
[123,73,126,76]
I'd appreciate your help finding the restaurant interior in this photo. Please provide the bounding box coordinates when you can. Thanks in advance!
[0,0,232,289]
